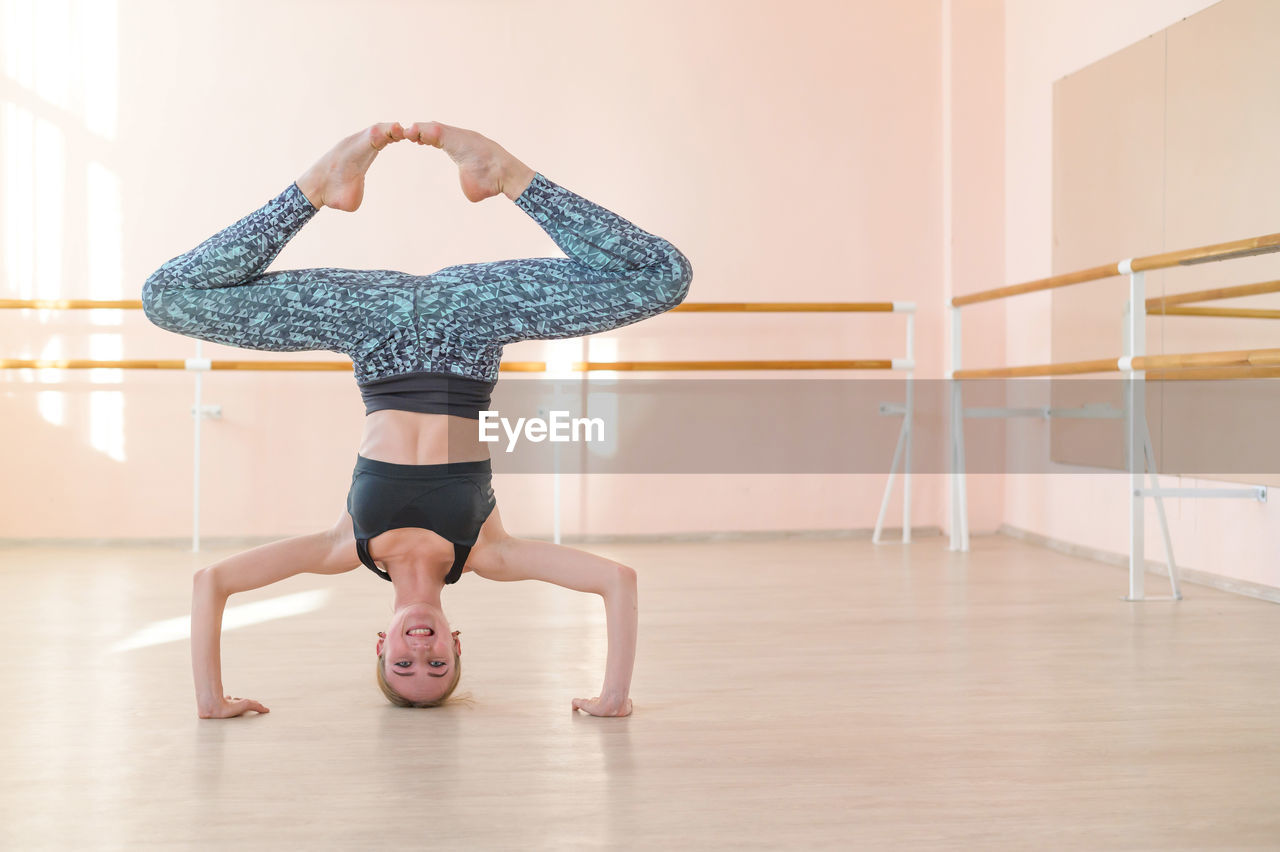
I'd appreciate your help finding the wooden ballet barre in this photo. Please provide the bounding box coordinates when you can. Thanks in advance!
[948,229,1280,573]
[952,346,1280,379]
[952,231,1280,307]
[952,358,1121,379]
[0,359,548,372]
[1145,365,1280,380]
[0,297,917,555]
[571,359,898,371]
[0,358,909,373]
[1146,278,1280,310]
[1133,232,1280,269]
[1135,348,1280,370]
[951,263,1119,308]
[0,299,144,310]
[671,302,909,313]
[1150,306,1280,320]
[0,359,209,370]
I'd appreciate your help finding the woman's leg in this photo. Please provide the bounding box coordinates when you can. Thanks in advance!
[141,124,415,359]
[405,123,693,347]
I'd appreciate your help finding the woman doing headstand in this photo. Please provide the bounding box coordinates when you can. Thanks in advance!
[142,121,692,719]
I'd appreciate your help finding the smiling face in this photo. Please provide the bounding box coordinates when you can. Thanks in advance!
[375,601,463,706]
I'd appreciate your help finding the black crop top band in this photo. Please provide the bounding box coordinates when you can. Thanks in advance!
[359,371,497,419]
[346,455,496,585]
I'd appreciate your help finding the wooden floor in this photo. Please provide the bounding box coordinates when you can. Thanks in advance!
[2,534,1279,850]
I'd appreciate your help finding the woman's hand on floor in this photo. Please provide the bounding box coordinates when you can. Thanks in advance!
[198,694,270,719]
[572,694,633,717]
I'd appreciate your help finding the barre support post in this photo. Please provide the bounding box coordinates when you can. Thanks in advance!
[949,305,969,551]
[873,312,915,545]
[1124,269,1149,601]
[903,312,914,543]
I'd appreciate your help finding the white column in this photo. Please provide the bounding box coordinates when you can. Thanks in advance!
[192,341,203,553]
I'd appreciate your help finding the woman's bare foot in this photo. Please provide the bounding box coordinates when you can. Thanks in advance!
[296,123,405,212]
[404,121,535,203]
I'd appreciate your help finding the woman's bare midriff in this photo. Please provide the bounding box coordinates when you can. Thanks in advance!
[359,410,490,466]
[357,410,493,574]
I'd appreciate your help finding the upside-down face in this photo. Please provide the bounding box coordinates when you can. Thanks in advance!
[376,601,462,704]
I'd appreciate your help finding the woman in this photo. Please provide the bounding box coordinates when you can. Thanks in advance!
[142,121,692,719]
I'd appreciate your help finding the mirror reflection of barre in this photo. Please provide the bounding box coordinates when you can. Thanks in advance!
[1,300,917,549]
[949,229,1280,601]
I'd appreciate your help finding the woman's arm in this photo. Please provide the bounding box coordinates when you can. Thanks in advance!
[584,562,637,717]
[472,536,638,717]
[192,516,359,718]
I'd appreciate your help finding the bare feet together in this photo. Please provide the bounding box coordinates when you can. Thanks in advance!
[296,121,535,211]
[405,121,536,203]
[297,122,405,212]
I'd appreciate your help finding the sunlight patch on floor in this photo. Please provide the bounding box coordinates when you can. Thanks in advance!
[109,589,332,653]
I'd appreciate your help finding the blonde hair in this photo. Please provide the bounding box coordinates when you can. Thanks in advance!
[376,650,463,708]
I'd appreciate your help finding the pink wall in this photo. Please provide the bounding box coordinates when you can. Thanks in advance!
[1,1,956,540]
[998,0,1280,592]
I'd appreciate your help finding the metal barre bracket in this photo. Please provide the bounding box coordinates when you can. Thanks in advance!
[964,406,1050,419]
[962,404,1123,420]
[1134,486,1266,502]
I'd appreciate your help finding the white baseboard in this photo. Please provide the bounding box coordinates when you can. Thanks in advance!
[997,524,1280,605]
[552,526,943,544]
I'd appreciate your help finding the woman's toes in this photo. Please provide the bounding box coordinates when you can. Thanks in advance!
[406,121,443,147]
[368,122,404,150]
